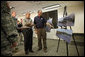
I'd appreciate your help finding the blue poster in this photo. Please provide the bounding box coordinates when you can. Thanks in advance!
[56,29,72,43]
[57,13,75,26]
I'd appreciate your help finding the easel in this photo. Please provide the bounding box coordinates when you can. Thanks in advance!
[56,6,79,56]
[56,26,79,56]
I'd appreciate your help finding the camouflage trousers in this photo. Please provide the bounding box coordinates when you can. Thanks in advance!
[1,45,12,56]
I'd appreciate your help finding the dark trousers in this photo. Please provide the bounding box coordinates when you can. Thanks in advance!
[22,28,33,52]
[37,28,47,50]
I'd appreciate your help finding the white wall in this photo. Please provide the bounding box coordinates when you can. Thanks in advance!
[17,2,84,40]
[17,12,37,22]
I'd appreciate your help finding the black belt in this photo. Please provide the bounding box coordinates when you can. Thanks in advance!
[23,28,32,31]
[36,27,45,29]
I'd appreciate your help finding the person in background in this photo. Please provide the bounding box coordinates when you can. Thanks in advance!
[21,19,23,24]
[11,11,19,52]
[11,11,17,27]
[16,20,24,45]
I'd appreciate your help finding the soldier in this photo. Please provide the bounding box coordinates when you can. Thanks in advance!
[1,1,19,56]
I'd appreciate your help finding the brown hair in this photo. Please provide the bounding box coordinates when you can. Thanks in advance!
[37,10,42,13]
[26,12,30,15]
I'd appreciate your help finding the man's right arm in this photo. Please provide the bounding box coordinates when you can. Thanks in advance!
[25,19,34,27]
[34,17,38,34]
[34,17,37,29]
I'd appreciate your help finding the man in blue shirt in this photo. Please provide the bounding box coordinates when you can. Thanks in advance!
[34,10,47,52]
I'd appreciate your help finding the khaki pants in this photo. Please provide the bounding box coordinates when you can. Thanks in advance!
[37,28,47,50]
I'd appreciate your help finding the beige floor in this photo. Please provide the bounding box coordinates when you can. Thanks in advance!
[13,35,84,56]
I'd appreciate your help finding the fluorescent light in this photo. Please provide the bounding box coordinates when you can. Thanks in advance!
[42,4,60,10]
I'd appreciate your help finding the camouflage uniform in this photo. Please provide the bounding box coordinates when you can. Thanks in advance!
[1,1,19,56]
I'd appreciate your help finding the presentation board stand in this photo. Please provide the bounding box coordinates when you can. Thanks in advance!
[56,26,79,56]
[56,6,79,56]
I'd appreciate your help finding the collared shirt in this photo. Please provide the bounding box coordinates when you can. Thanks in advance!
[34,16,47,29]
[22,18,32,29]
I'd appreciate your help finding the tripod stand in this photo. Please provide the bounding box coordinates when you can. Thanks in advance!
[56,26,79,56]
